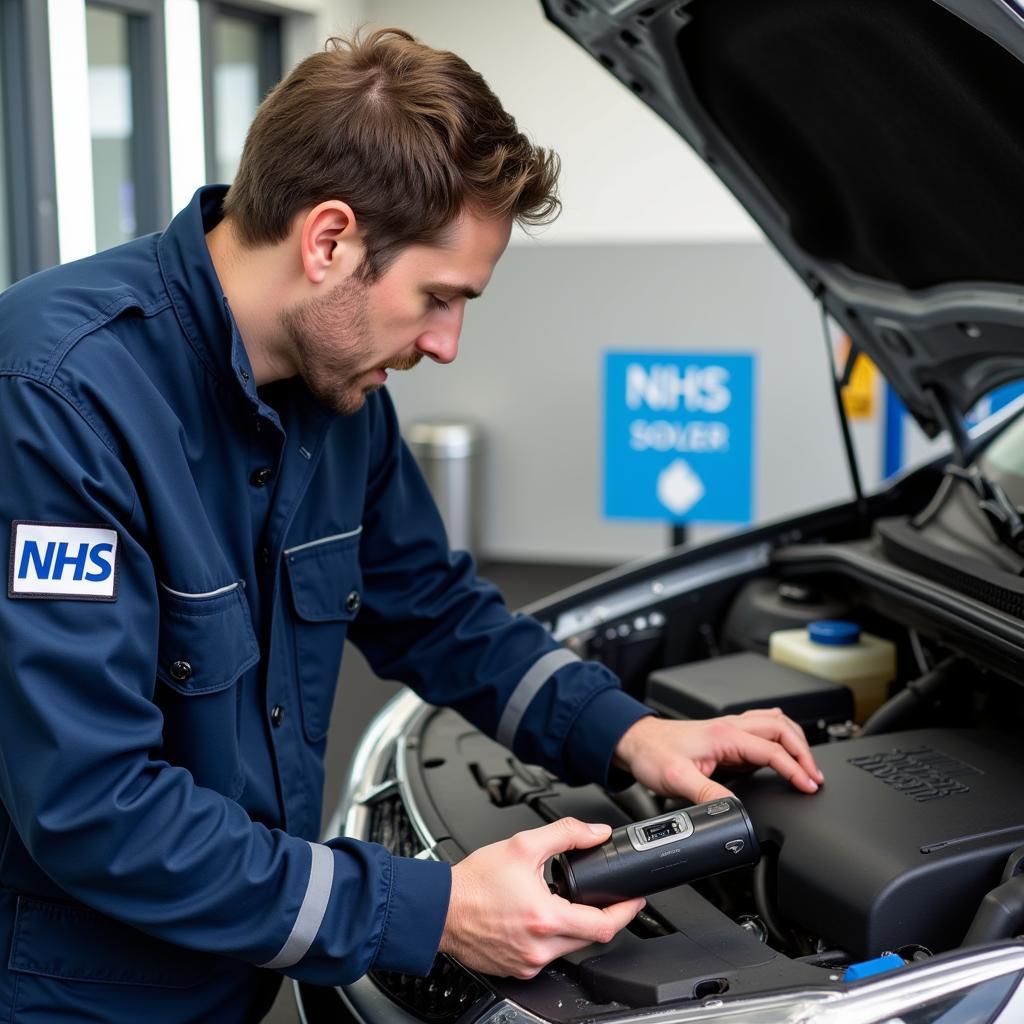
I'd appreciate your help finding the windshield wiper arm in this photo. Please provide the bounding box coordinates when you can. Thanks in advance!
[945,463,1024,557]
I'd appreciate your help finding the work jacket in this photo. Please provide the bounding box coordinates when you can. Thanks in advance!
[0,187,649,1021]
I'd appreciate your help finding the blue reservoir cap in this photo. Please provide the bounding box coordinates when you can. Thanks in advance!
[844,953,905,982]
[808,620,861,646]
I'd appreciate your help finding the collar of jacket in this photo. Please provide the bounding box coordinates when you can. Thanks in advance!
[156,186,344,439]
[156,185,257,396]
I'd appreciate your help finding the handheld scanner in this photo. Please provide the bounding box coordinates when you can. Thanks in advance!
[550,798,760,907]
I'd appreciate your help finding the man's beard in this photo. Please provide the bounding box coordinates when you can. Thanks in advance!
[279,276,421,415]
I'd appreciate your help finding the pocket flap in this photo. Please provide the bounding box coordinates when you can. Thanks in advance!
[156,583,259,695]
[285,531,363,622]
[9,895,216,989]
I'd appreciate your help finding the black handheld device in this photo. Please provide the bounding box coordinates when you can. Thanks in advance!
[550,798,759,907]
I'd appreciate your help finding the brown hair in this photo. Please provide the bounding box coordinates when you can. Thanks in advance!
[222,27,561,280]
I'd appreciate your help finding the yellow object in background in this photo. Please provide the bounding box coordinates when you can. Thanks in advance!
[839,335,878,420]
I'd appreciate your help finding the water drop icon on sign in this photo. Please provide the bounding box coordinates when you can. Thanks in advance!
[657,458,705,516]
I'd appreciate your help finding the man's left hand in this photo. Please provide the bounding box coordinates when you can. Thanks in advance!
[613,711,825,804]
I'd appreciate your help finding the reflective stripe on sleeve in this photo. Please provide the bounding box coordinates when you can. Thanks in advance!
[258,842,334,970]
[496,648,581,749]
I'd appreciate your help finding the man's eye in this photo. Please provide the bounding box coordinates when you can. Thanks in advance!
[428,295,451,312]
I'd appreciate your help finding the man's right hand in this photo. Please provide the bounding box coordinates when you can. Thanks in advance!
[437,817,645,979]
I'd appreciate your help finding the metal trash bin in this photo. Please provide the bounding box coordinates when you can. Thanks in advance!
[405,421,482,555]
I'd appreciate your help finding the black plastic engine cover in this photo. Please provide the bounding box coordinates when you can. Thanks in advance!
[735,729,1024,958]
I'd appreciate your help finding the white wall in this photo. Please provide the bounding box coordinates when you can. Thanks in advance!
[384,241,861,565]
[361,0,760,247]
[283,0,365,69]
[351,2,874,563]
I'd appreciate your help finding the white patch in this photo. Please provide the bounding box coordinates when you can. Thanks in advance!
[656,458,706,516]
[8,522,119,601]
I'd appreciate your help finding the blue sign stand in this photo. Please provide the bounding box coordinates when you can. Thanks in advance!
[604,352,755,524]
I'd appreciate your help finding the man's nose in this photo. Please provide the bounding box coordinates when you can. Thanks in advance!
[416,325,460,365]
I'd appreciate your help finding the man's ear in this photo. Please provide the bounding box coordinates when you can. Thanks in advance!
[299,201,361,284]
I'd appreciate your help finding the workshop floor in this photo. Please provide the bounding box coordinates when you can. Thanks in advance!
[267,559,611,1024]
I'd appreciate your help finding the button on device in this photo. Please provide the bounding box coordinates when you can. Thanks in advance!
[270,705,284,727]
[706,801,731,816]
[345,590,361,614]
[250,467,273,487]
[169,660,193,682]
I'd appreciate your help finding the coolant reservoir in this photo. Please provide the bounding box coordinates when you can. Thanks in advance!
[769,620,896,723]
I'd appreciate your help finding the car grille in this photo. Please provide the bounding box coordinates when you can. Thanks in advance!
[368,792,423,859]
[366,791,488,1021]
[371,957,487,1022]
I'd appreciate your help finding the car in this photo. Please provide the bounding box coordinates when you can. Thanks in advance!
[296,1,1024,1021]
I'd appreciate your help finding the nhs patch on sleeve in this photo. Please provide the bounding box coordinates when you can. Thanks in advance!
[9,521,119,601]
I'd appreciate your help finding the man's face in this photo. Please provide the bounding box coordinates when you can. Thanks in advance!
[280,210,512,415]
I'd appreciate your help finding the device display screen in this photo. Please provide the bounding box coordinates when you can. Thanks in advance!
[642,819,681,843]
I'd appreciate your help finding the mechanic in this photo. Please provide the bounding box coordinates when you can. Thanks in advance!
[0,28,823,1023]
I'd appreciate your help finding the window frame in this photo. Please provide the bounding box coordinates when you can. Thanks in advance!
[198,1,283,185]
[85,0,172,238]
[0,0,59,281]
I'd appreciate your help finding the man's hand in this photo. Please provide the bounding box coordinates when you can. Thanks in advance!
[614,711,825,803]
[438,817,645,978]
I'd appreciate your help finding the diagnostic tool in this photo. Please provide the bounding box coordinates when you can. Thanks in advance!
[550,798,759,907]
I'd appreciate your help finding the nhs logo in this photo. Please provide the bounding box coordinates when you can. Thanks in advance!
[9,522,119,601]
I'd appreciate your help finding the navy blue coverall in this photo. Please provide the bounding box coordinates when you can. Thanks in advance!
[0,187,650,1022]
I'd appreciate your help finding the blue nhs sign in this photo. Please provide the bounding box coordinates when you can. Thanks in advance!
[603,352,755,524]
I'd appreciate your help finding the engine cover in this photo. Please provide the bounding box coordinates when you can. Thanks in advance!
[735,729,1024,957]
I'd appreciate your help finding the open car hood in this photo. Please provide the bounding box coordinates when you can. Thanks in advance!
[541,0,1024,436]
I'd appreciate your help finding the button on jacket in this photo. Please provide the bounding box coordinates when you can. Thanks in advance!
[0,188,650,1021]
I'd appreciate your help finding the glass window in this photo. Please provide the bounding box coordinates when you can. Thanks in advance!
[86,4,137,251]
[0,0,58,279]
[213,14,261,183]
[206,7,281,184]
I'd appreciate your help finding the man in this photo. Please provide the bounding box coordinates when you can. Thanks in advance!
[0,28,822,1022]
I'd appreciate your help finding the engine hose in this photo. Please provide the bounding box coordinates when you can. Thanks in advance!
[753,854,793,953]
[860,656,961,737]
[963,875,1024,947]
[796,950,850,968]
[611,783,660,822]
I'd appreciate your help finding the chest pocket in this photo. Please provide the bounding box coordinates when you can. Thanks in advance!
[285,529,363,743]
[154,582,260,799]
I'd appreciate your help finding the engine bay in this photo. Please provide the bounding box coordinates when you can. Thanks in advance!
[349,423,1024,1018]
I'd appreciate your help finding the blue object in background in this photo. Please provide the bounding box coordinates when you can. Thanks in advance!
[884,380,1024,479]
[844,953,905,982]
[604,352,755,523]
[883,384,907,480]
[808,620,862,646]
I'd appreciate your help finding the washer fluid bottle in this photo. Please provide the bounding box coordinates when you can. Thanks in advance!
[768,620,896,723]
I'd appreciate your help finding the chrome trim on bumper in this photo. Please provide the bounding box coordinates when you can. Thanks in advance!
[327,687,440,858]
[591,944,1024,1024]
